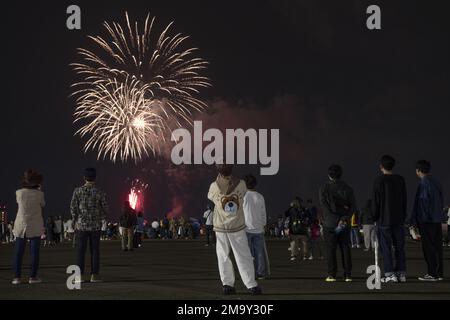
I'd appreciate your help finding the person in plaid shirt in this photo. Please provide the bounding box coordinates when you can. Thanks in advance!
[70,168,108,283]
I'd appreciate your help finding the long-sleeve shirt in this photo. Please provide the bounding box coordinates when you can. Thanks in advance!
[372,174,407,226]
[243,190,267,234]
[319,179,356,228]
[410,175,445,224]
[70,182,108,231]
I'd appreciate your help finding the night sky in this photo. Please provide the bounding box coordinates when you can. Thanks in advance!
[2,0,449,221]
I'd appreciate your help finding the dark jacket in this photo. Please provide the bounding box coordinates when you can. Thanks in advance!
[319,179,357,229]
[410,175,445,224]
[372,174,407,226]
[119,207,137,228]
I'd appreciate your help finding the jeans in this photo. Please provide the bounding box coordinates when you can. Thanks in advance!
[350,228,360,247]
[418,223,443,278]
[377,225,406,276]
[13,237,41,278]
[247,232,266,277]
[323,227,352,278]
[76,230,101,275]
[205,225,215,245]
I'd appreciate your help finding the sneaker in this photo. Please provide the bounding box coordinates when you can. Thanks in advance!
[222,285,236,295]
[204,244,209,247]
[11,278,21,285]
[344,277,353,282]
[90,274,103,283]
[256,275,265,280]
[288,247,291,251]
[308,256,313,260]
[418,274,438,282]
[28,277,42,284]
[248,286,262,295]
[290,256,296,261]
[381,275,398,283]
[398,275,407,283]
[302,256,307,261]
[325,276,337,282]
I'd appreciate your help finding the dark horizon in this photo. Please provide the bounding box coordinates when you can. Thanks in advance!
[2,0,449,222]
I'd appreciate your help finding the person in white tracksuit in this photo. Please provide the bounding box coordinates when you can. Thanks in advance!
[207,164,262,295]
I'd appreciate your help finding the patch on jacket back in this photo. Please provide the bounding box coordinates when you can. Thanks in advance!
[221,194,240,216]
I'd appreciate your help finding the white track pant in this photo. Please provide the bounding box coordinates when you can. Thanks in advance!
[216,229,257,289]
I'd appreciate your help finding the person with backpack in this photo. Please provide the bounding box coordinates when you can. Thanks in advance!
[372,155,407,283]
[319,164,356,282]
[119,201,137,251]
[203,204,215,246]
[286,198,310,261]
[207,164,262,295]
[408,160,445,281]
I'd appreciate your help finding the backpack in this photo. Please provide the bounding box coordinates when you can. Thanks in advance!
[291,210,308,235]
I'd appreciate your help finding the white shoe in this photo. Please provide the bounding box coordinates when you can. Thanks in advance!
[398,275,407,283]
[290,256,296,261]
[308,256,313,260]
[418,274,439,282]
[381,275,398,283]
[28,278,42,284]
[11,278,21,285]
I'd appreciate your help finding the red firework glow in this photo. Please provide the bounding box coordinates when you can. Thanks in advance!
[127,178,148,213]
[128,189,138,210]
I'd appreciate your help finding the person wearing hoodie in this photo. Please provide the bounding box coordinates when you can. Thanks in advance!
[207,164,262,295]
[372,155,407,283]
[319,164,356,282]
[409,160,445,281]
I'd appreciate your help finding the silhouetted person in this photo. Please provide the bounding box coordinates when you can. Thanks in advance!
[409,160,445,281]
[119,201,136,251]
[71,168,108,283]
[319,164,356,282]
[372,155,407,283]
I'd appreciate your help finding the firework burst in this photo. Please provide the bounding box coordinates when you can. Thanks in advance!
[71,13,211,158]
[74,78,165,162]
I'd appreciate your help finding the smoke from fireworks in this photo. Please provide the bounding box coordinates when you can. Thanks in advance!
[71,12,210,162]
